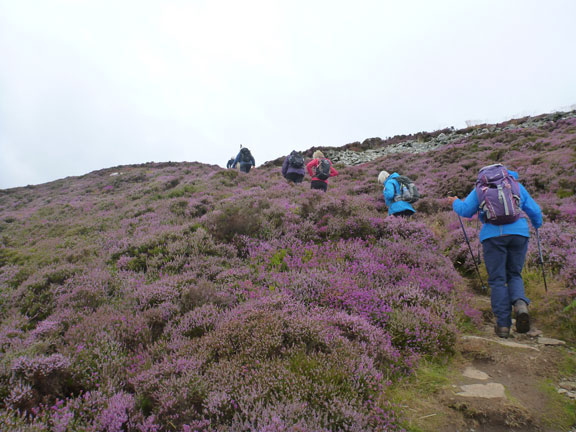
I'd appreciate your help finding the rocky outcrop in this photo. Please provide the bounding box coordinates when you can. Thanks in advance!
[325,111,576,166]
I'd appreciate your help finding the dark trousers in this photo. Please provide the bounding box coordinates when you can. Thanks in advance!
[240,164,252,173]
[392,210,414,218]
[310,180,328,192]
[285,173,304,183]
[482,235,530,328]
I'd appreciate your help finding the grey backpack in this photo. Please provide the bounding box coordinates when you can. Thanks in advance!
[392,176,420,203]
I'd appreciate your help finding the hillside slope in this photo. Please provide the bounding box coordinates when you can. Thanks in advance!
[0,112,575,431]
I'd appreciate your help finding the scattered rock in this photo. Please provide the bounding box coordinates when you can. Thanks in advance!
[559,381,576,391]
[557,389,576,399]
[323,111,576,167]
[526,328,543,337]
[461,335,540,351]
[457,383,506,399]
[462,367,490,380]
[537,337,566,346]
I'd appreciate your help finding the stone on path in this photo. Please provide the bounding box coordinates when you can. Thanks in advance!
[461,335,540,351]
[558,389,576,399]
[559,381,576,391]
[526,328,543,337]
[456,383,506,399]
[537,337,566,346]
[462,367,489,380]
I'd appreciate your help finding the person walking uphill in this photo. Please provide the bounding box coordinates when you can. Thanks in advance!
[378,170,418,217]
[448,164,543,339]
[306,151,338,192]
[282,150,306,185]
[233,147,256,173]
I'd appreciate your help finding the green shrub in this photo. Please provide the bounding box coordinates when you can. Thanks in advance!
[556,188,574,198]
[215,170,239,181]
[18,267,77,326]
[169,200,189,216]
[206,202,263,242]
[166,184,196,198]
[487,149,505,161]
[163,178,180,190]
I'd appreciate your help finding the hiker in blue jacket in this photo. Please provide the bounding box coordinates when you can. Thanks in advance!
[378,170,416,217]
[226,156,236,169]
[448,167,543,339]
[233,147,256,173]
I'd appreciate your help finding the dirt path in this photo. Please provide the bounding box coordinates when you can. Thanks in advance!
[404,296,576,431]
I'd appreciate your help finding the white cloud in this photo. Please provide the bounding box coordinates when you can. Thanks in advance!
[1,0,575,188]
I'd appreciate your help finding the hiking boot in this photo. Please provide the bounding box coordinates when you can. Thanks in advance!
[514,300,530,333]
[494,325,510,338]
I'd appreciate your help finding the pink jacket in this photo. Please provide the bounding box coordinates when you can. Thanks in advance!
[306,158,338,183]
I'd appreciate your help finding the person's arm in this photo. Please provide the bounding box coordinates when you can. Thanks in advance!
[306,159,316,177]
[251,156,256,166]
[233,153,240,165]
[451,189,479,218]
[519,184,543,228]
[282,158,288,176]
[329,161,338,177]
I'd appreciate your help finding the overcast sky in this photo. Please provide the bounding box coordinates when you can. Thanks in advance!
[1,0,575,189]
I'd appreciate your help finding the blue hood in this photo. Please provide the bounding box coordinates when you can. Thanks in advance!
[508,170,519,180]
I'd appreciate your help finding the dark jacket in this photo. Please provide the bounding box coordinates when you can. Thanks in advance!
[233,150,255,168]
[282,151,306,177]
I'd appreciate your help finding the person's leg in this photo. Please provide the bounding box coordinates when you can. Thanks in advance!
[240,164,249,173]
[483,237,512,330]
[506,235,530,332]
[311,180,327,192]
[286,173,302,185]
[392,210,412,218]
[506,236,529,303]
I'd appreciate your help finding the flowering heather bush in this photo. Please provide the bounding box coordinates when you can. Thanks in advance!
[130,295,404,430]
[0,115,574,429]
[7,354,73,411]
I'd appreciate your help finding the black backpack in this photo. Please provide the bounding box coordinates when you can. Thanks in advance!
[393,176,420,203]
[240,148,252,163]
[288,153,304,168]
[315,159,331,180]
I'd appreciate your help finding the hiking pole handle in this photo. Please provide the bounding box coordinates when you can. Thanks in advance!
[536,229,548,292]
[458,214,487,291]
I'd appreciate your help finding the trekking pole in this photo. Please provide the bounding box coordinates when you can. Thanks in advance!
[476,212,482,265]
[457,214,487,291]
[535,229,548,292]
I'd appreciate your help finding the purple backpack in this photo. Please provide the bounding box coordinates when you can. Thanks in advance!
[475,164,521,225]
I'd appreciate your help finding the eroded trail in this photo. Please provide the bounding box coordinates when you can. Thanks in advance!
[407,294,576,432]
